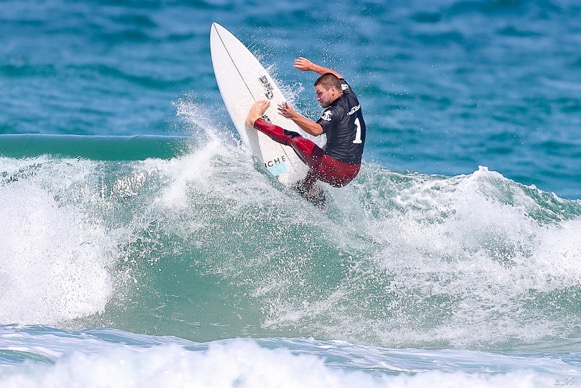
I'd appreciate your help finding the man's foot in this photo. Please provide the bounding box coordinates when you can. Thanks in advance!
[291,181,327,208]
[306,186,327,208]
[291,180,309,197]
[246,99,270,127]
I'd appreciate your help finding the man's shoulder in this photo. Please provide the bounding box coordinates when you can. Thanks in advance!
[339,79,353,93]
[339,80,360,108]
[329,98,349,117]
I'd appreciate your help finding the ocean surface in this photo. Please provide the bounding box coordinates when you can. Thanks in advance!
[1,0,580,386]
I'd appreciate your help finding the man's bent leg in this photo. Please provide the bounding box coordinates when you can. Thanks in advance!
[254,118,324,168]
[253,118,293,146]
[254,116,360,188]
[313,155,361,187]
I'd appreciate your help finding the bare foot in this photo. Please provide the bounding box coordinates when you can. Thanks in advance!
[246,99,270,127]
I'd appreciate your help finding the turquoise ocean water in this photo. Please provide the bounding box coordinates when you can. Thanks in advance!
[1,0,580,386]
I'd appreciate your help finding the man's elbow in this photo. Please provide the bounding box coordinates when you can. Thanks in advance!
[311,124,324,136]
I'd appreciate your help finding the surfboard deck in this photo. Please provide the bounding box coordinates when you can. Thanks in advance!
[209,22,309,186]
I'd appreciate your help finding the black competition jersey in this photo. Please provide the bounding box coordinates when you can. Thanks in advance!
[316,79,366,164]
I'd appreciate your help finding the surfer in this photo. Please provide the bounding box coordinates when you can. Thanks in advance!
[246,57,366,201]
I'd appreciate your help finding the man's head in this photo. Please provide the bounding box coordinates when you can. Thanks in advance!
[313,73,343,108]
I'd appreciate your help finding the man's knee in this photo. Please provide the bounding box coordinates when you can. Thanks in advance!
[283,130,301,138]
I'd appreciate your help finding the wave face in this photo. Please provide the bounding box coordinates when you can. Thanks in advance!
[1,104,579,352]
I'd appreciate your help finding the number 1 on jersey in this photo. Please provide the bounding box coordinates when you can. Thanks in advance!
[353,117,363,144]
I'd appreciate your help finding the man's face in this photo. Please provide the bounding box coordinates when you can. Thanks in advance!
[314,85,336,108]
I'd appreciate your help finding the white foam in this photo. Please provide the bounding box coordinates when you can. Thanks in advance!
[260,165,581,348]
[0,181,113,324]
[0,338,557,388]
[370,167,581,346]
[157,98,253,209]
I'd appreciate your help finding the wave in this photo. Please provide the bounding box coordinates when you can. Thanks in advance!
[0,134,188,160]
[0,101,580,352]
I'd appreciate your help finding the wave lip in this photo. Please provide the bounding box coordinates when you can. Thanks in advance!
[0,134,188,160]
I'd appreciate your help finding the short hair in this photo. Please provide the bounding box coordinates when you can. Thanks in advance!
[314,73,342,91]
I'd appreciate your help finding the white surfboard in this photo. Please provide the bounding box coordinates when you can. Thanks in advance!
[210,22,308,185]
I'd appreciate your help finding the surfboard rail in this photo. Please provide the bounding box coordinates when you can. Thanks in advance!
[210,22,308,185]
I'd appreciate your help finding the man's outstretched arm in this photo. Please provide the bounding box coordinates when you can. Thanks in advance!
[294,57,343,79]
[278,102,324,136]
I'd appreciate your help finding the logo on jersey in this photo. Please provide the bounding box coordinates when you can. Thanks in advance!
[258,75,274,99]
[320,110,333,121]
[347,104,360,116]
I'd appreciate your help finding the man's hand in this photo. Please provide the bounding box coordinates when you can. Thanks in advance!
[294,57,313,72]
[278,101,297,119]
[293,56,343,78]
[278,101,324,136]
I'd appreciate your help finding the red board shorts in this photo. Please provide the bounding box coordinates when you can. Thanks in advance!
[254,118,360,187]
